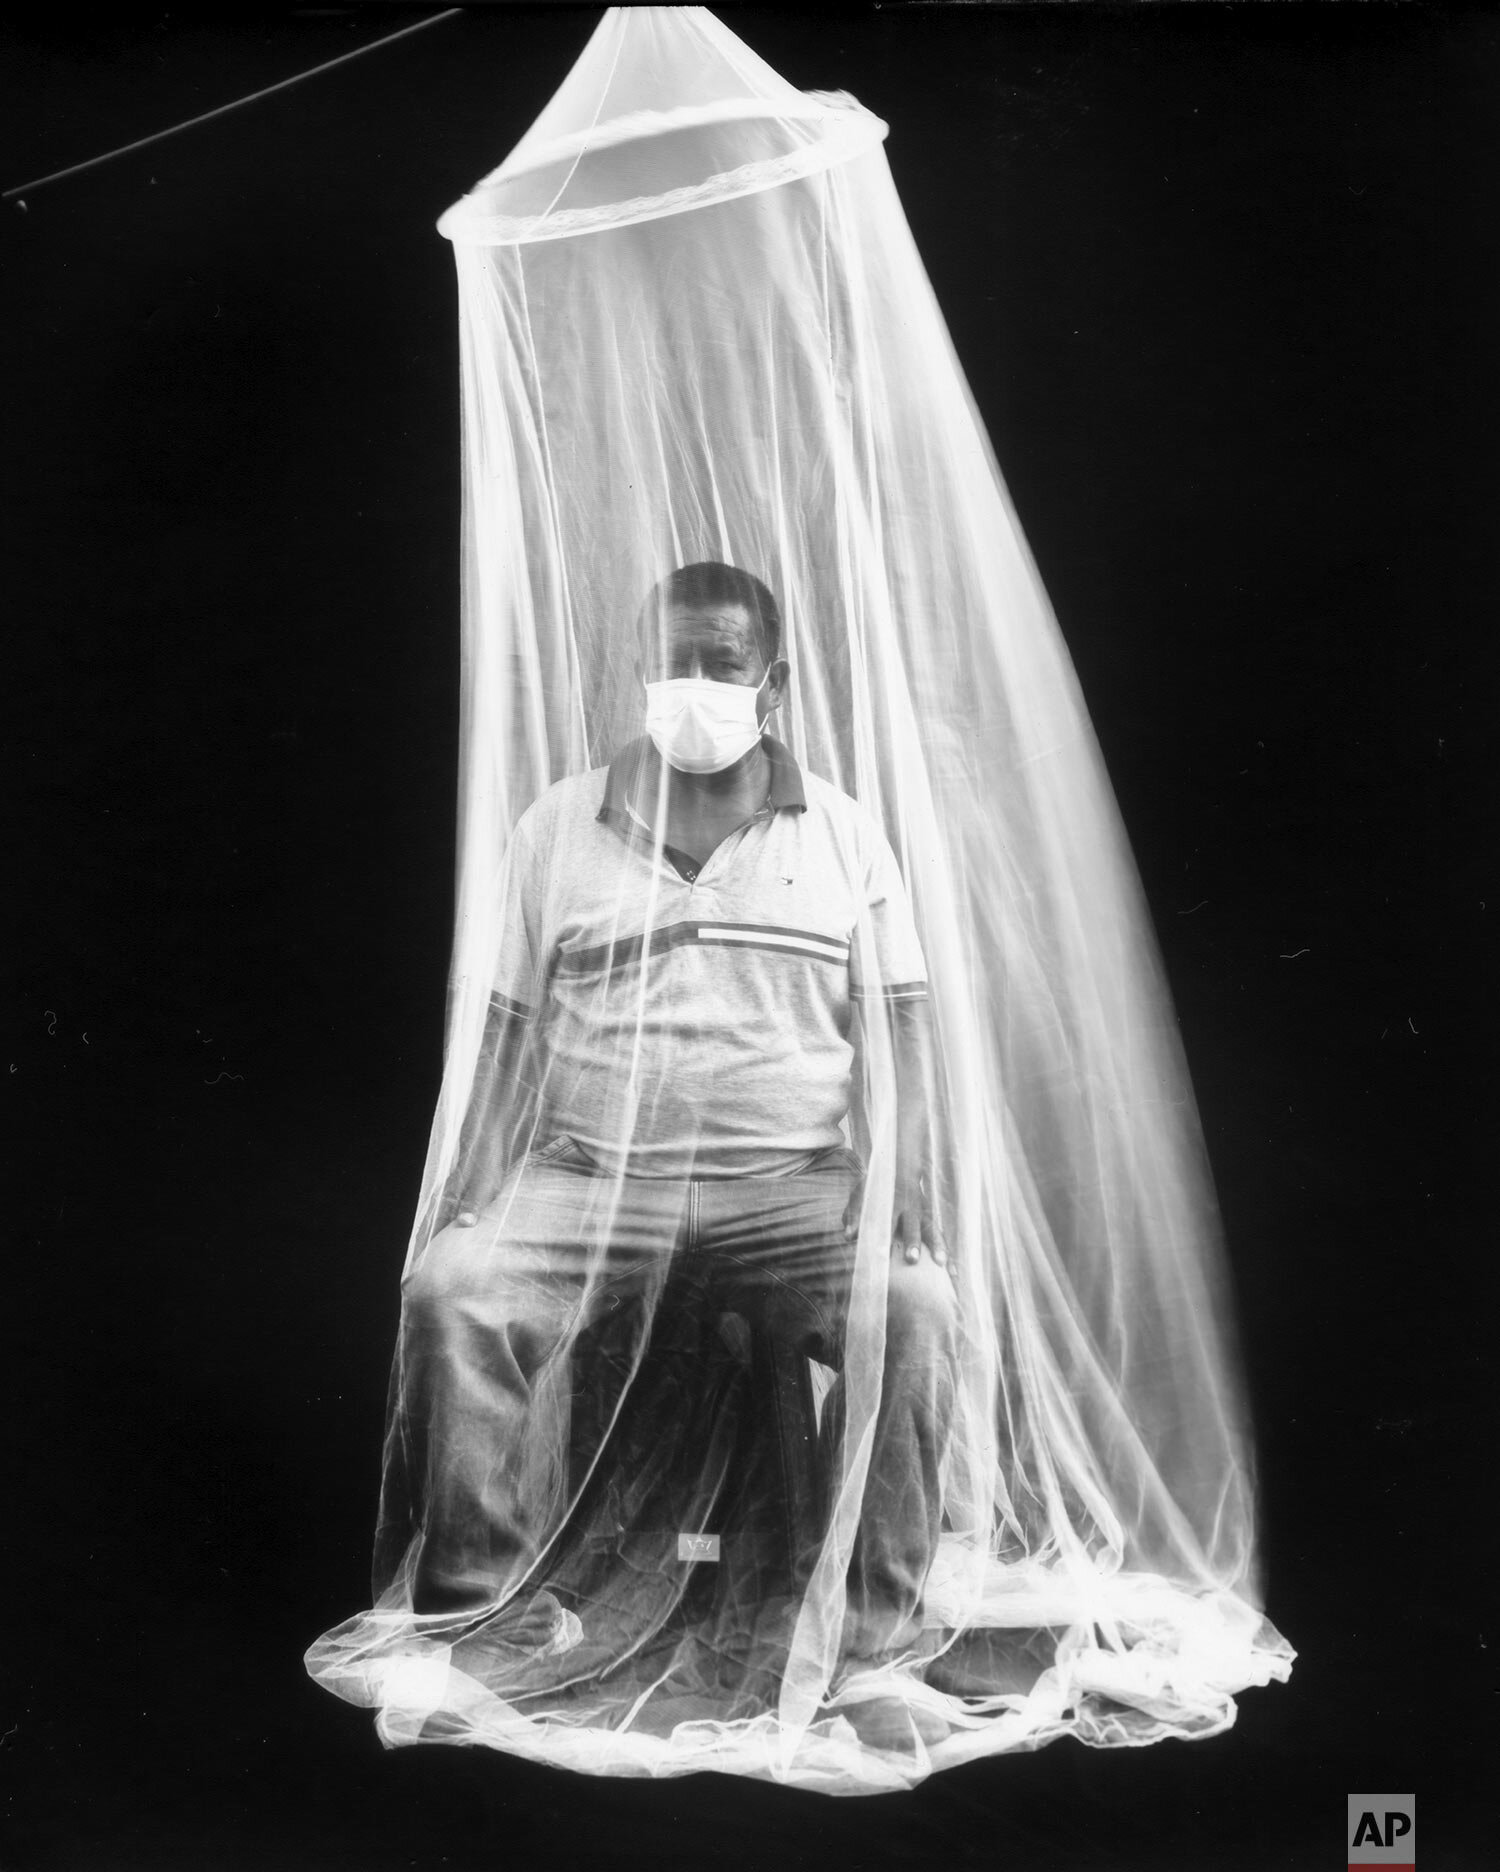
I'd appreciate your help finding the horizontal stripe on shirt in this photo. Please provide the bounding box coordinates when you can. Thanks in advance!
[554,920,850,980]
[488,988,535,1020]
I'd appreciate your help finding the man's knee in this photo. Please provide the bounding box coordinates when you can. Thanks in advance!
[402,1222,559,1340]
[402,1223,483,1321]
[885,1258,957,1355]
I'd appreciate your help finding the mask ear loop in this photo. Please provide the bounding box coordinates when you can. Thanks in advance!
[758,664,785,738]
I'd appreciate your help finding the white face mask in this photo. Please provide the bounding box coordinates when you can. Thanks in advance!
[643,673,768,774]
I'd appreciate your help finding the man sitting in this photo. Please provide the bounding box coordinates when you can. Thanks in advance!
[389,561,958,1748]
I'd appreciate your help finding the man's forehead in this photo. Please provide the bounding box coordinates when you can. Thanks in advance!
[659,602,753,638]
[640,602,760,660]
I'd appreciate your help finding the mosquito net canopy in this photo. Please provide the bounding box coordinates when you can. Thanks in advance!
[305,6,1292,1793]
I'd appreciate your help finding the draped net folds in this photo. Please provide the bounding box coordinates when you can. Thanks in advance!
[305,6,1292,1792]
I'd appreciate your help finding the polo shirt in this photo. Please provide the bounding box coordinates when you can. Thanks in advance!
[489,735,928,1178]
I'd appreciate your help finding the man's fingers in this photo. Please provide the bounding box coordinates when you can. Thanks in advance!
[843,1184,864,1242]
[852,1195,948,1266]
[893,1206,922,1265]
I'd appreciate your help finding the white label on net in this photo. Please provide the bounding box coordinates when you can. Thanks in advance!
[677,1532,721,1562]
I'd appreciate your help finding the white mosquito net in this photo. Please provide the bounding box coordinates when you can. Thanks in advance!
[305,6,1293,1793]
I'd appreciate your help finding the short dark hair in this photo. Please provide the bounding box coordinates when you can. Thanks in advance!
[640,561,782,668]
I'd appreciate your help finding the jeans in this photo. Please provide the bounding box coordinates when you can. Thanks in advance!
[387,1137,958,1660]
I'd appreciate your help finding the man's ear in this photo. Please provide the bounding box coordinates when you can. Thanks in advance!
[762,657,790,720]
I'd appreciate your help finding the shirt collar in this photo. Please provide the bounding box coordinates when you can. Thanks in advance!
[598,733,807,828]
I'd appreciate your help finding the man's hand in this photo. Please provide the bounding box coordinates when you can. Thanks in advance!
[435,1186,479,1231]
[843,1176,949,1270]
[846,997,950,1272]
[894,1178,948,1270]
[437,1169,502,1232]
[435,1003,532,1233]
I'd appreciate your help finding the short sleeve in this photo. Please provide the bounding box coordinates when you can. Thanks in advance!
[849,824,928,1005]
[488,808,544,1020]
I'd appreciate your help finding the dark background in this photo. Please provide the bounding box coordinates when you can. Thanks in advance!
[5,3,1493,1867]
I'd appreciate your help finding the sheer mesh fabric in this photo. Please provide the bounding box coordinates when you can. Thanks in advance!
[304,6,1293,1792]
